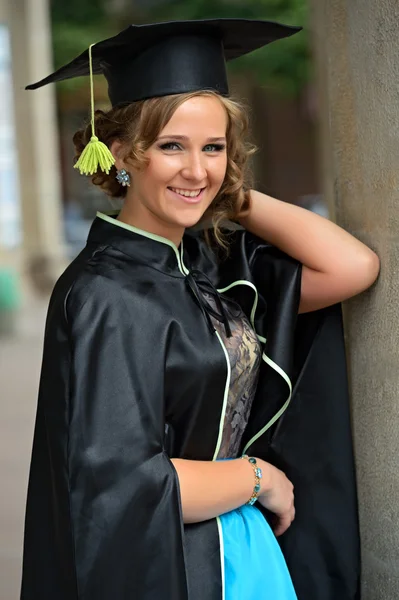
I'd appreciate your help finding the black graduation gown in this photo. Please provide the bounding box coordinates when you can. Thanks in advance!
[20,213,360,600]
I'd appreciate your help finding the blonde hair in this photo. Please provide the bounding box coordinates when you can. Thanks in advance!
[73,90,256,249]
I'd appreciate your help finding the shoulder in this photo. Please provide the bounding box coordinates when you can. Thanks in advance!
[65,268,119,318]
[185,224,298,271]
[48,246,128,328]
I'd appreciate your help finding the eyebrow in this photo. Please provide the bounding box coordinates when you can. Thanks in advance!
[157,135,226,142]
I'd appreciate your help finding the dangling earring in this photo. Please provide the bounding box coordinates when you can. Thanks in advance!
[116,168,131,187]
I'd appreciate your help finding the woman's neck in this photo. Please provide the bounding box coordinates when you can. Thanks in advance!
[116,204,185,247]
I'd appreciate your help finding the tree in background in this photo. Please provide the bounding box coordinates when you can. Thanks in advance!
[52,0,113,79]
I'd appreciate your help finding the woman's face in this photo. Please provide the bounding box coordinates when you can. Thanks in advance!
[116,95,228,244]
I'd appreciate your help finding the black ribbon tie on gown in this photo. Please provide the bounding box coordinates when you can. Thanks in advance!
[185,269,232,338]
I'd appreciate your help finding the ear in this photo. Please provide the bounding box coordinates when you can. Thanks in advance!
[110,140,125,170]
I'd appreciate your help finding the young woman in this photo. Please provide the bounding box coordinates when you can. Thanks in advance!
[21,19,379,600]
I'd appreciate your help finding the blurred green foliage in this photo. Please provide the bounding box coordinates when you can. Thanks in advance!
[51,0,309,96]
[51,0,114,71]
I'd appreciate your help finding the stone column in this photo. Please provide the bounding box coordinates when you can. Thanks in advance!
[9,0,66,289]
[312,2,399,598]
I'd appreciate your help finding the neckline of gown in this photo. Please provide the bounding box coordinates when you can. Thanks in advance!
[87,211,189,276]
[87,211,233,337]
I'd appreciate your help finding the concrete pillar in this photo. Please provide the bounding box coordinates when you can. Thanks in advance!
[9,0,66,287]
[312,2,399,598]
[0,1,22,333]
[0,1,19,264]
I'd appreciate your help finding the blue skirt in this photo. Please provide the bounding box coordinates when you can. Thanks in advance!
[218,505,297,600]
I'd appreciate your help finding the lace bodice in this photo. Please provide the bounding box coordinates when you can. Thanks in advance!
[206,295,262,459]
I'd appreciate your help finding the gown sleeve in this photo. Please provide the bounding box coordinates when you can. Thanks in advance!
[61,272,187,599]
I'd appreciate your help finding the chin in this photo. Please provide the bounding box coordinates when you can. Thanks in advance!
[179,215,208,230]
[169,207,210,230]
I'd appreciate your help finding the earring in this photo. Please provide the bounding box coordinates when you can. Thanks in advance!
[116,168,131,187]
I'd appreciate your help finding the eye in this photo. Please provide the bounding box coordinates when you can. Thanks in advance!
[159,142,181,151]
[203,144,226,153]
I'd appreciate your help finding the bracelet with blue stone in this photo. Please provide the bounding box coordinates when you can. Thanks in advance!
[241,454,262,506]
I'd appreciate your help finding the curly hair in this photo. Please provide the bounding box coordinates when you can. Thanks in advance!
[73,90,256,249]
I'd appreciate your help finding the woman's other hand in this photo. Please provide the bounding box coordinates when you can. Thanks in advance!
[257,460,295,536]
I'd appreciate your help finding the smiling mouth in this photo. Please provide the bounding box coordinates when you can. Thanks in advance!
[168,187,205,198]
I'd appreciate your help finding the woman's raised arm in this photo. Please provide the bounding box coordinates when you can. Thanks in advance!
[238,190,380,313]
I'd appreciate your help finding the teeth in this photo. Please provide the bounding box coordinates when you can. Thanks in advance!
[170,188,202,198]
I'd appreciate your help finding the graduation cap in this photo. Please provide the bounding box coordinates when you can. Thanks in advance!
[26,19,301,176]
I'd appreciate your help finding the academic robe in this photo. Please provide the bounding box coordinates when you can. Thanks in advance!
[20,212,360,600]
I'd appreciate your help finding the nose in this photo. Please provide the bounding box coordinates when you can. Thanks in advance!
[181,151,207,183]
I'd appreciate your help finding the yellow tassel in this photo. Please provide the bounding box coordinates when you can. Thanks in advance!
[74,43,115,176]
[74,135,115,176]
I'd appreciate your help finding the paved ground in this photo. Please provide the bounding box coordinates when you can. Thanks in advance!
[0,295,48,600]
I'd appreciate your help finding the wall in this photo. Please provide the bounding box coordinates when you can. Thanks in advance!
[312,2,399,597]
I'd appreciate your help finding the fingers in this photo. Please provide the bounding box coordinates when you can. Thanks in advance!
[273,515,291,537]
[273,506,296,537]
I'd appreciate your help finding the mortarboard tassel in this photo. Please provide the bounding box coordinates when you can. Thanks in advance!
[74,44,115,176]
